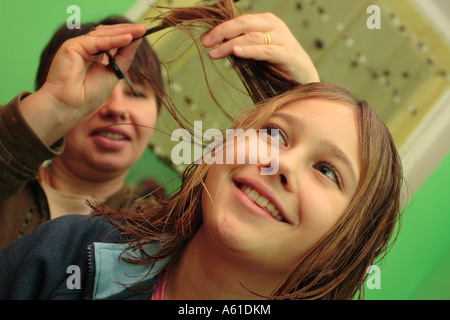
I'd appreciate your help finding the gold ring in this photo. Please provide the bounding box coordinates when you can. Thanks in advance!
[263,32,271,45]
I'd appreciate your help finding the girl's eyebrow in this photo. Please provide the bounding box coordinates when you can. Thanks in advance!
[272,111,304,129]
[271,112,357,186]
[319,139,357,185]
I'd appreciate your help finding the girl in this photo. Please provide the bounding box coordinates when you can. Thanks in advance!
[0,82,402,300]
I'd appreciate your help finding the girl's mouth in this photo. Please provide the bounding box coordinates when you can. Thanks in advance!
[234,181,287,223]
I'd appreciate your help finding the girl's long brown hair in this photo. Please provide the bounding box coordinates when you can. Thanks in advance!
[93,0,403,300]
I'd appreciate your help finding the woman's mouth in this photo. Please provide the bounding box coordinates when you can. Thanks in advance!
[90,127,131,150]
[96,131,129,140]
[234,181,287,223]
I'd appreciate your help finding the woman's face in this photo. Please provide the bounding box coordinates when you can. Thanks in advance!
[201,98,361,275]
[57,79,157,181]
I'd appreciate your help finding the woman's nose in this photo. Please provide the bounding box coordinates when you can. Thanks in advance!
[97,85,129,121]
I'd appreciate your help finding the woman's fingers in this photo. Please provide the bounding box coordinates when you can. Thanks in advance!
[43,24,147,109]
[206,31,271,59]
[201,13,320,83]
[201,13,293,63]
[112,38,143,73]
[81,23,146,56]
[58,23,146,84]
[88,24,146,75]
[88,23,147,39]
[232,42,281,63]
[201,13,275,47]
[78,33,133,57]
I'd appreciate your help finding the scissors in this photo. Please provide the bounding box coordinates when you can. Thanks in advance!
[103,24,166,97]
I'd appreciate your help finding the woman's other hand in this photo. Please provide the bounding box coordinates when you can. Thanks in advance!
[201,13,320,84]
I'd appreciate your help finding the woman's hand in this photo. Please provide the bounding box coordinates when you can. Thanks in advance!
[201,13,320,84]
[20,23,146,146]
[41,23,146,115]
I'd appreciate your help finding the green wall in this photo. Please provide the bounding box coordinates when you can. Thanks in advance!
[364,152,450,299]
[0,0,138,102]
[0,0,448,299]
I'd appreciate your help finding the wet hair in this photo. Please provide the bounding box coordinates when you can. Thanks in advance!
[93,1,403,300]
[35,15,163,108]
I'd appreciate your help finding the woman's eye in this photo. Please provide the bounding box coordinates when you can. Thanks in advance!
[134,92,146,98]
[126,90,146,98]
[315,162,340,186]
[262,125,287,146]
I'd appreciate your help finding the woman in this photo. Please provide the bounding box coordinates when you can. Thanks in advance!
[0,82,402,300]
[0,18,163,249]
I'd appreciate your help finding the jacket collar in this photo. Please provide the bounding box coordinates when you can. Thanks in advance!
[90,241,170,300]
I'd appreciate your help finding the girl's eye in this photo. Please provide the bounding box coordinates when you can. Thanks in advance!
[315,162,341,186]
[262,124,287,146]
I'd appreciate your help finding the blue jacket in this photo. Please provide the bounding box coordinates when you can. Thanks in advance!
[0,214,169,300]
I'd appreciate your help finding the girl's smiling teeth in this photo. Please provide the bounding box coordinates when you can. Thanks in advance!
[238,184,286,222]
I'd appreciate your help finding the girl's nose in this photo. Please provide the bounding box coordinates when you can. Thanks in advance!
[263,147,302,193]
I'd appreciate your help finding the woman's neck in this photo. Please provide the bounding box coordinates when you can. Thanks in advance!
[40,160,126,201]
[164,228,280,300]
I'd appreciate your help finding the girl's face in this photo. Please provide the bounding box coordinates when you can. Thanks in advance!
[201,98,361,275]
